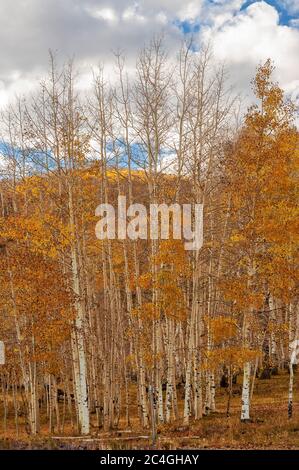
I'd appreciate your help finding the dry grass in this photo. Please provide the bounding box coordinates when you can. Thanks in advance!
[0,371,298,449]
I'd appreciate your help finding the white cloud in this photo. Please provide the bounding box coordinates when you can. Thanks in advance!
[177,1,203,21]
[123,4,146,22]
[0,0,298,115]
[289,18,299,27]
[200,0,245,28]
[86,7,118,24]
[280,0,299,15]
[156,12,168,24]
[201,2,299,103]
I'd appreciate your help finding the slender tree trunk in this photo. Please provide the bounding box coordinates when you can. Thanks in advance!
[241,362,251,422]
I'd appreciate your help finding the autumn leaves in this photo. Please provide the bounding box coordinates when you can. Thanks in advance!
[0,43,297,437]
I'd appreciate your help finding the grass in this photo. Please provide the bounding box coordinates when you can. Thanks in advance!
[0,371,298,449]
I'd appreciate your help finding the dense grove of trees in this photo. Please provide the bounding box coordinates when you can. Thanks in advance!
[0,40,298,437]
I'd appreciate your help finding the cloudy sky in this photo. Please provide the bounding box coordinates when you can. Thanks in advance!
[0,0,298,108]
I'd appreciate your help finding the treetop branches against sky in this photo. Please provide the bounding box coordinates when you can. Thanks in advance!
[0,0,298,109]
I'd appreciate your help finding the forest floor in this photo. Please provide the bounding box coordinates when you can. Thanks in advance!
[0,371,298,450]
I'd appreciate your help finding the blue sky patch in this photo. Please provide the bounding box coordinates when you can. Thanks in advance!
[173,19,201,35]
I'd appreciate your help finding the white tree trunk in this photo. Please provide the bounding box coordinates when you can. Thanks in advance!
[241,362,251,422]
[69,188,90,435]
[288,362,294,419]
